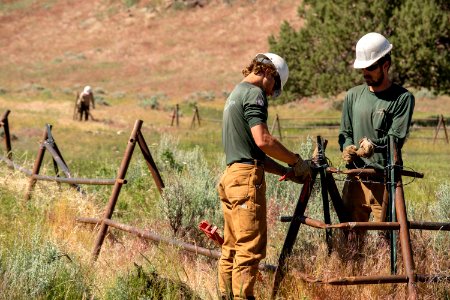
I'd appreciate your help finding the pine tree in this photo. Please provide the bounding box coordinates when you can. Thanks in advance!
[269,0,449,102]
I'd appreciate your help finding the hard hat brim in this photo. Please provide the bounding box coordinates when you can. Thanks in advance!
[353,45,393,69]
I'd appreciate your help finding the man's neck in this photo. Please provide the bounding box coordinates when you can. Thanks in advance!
[243,73,263,89]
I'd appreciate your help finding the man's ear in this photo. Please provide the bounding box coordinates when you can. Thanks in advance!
[382,60,391,72]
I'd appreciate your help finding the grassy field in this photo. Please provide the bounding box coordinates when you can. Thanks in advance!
[0,89,449,299]
[1,1,449,298]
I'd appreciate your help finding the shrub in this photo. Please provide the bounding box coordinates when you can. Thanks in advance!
[156,136,222,244]
[0,231,92,299]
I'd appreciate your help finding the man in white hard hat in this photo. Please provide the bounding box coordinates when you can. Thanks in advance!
[218,53,312,299]
[76,85,95,121]
[338,32,415,223]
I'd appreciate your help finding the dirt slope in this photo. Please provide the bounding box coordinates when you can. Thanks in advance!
[0,0,303,99]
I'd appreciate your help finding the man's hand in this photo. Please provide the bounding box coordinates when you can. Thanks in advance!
[342,145,358,163]
[292,156,312,181]
[279,166,309,184]
[356,137,374,158]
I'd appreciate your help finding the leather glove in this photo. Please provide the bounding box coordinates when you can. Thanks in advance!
[279,166,309,184]
[292,155,312,181]
[312,145,319,164]
[342,145,358,163]
[356,137,374,158]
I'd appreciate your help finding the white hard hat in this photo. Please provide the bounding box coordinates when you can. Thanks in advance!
[255,53,289,97]
[353,32,393,69]
[83,85,92,93]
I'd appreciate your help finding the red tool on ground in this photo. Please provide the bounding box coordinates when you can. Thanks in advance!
[198,220,224,246]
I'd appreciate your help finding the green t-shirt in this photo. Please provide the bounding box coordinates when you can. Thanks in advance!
[339,83,415,168]
[222,82,268,165]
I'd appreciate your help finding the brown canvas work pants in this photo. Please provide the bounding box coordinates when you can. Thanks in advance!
[217,162,266,300]
[342,175,385,222]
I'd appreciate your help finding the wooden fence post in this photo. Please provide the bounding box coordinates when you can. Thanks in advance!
[1,110,12,159]
[271,114,282,141]
[190,105,201,129]
[433,114,449,144]
[171,104,179,127]
[25,127,48,200]
[91,120,143,261]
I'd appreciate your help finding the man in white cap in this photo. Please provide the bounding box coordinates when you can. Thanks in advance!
[339,32,415,223]
[76,85,95,121]
[218,53,312,299]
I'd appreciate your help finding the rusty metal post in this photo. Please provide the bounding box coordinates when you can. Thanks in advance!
[25,128,48,200]
[395,178,417,299]
[137,130,164,193]
[91,120,143,261]
[1,110,12,159]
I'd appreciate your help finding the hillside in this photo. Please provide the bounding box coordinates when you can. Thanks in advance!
[0,0,303,99]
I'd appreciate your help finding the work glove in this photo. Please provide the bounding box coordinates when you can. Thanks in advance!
[292,155,312,181]
[279,166,309,184]
[312,145,319,164]
[342,145,358,163]
[356,137,374,158]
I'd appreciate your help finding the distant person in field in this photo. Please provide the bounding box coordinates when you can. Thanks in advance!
[218,52,312,300]
[338,32,415,223]
[76,85,95,121]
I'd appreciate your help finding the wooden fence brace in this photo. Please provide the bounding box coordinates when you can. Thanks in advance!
[171,104,179,127]
[25,127,48,200]
[433,114,449,143]
[190,105,201,129]
[78,217,277,272]
[271,136,448,299]
[137,130,164,193]
[25,124,83,200]
[270,113,282,141]
[271,172,317,299]
[1,110,12,159]
[91,120,142,261]
[317,137,332,254]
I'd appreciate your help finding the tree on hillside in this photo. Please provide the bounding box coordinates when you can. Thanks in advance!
[269,0,449,102]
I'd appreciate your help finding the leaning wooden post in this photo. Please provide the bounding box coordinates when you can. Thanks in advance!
[271,114,282,141]
[171,104,179,127]
[1,110,12,159]
[441,115,449,143]
[91,120,142,261]
[190,105,201,129]
[137,130,165,194]
[433,115,443,144]
[176,104,179,127]
[25,126,49,200]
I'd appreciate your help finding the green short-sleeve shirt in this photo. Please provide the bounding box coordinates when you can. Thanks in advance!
[222,82,268,165]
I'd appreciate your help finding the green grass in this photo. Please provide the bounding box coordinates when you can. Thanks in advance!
[1,91,449,299]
